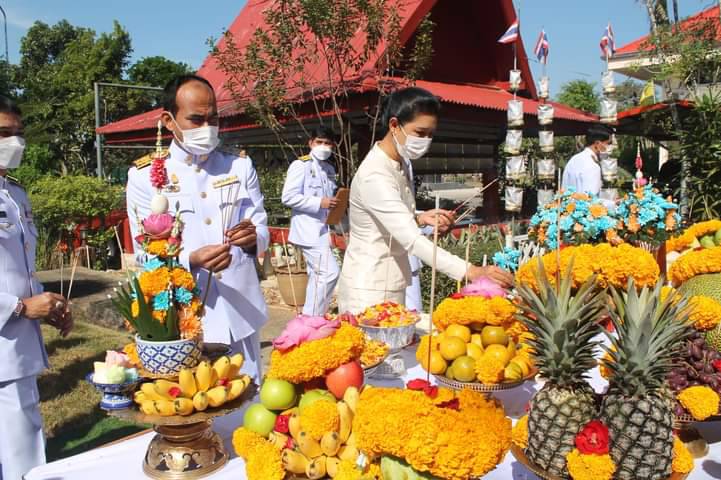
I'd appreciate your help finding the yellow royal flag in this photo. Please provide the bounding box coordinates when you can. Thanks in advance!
[639,80,656,106]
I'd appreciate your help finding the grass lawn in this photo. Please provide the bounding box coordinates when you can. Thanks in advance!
[39,321,149,462]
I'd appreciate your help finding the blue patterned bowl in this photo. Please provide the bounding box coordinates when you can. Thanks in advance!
[135,336,202,376]
[86,373,140,410]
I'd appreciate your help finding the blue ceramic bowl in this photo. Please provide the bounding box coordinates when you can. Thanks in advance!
[86,373,140,410]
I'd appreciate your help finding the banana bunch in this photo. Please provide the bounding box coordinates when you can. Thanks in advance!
[280,386,361,479]
[134,353,251,417]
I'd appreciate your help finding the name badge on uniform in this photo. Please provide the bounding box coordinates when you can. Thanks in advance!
[213,176,239,189]
[0,211,6,218]
[162,173,181,193]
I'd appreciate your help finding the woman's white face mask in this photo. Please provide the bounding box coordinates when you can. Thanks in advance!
[392,125,432,160]
[168,113,220,157]
[0,136,25,169]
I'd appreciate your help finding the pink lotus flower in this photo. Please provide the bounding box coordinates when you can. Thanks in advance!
[105,350,131,368]
[143,213,174,239]
[168,236,180,246]
[272,315,341,351]
[460,276,506,298]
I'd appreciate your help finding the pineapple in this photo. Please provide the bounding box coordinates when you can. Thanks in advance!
[600,280,693,480]
[517,261,606,477]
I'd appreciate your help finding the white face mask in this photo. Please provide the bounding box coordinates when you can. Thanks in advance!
[393,125,432,160]
[310,145,333,161]
[0,136,25,169]
[169,114,220,157]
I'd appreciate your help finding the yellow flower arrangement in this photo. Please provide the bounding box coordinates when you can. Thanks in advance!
[431,387,456,406]
[145,239,169,257]
[138,267,170,297]
[335,460,382,480]
[678,385,720,420]
[360,338,389,367]
[354,387,511,480]
[512,415,529,449]
[659,286,721,331]
[516,244,659,292]
[666,220,721,252]
[669,245,721,286]
[565,448,616,480]
[122,343,140,367]
[433,296,517,330]
[267,324,365,383]
[415,334,440,365]
[300,400,340,440]
[476,357,506,384]
[672,436,694,474]
[231,427,284,480]
[170,268,195,290]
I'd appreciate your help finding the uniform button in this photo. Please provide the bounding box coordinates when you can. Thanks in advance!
[215,272,223,280]
[200,192,207,199]
[185,155,192,165]
[205,218,212,225]
[195,166,202,173]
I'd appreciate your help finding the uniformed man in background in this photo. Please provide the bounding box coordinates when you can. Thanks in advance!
[126,75,269,380]
[561,125,611,195]
[281,126,339,316]
[0,96,73,479]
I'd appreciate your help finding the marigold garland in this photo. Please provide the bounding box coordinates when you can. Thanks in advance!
[267,324,365,383]
[672,436,694,474]
[678,385,720,420]
[335,460,382,480]
[145,239,169,257]
[299,400,340,440]
[433,295,517,330]
[354,387,511,480]
[122,343,140,367]
[565,448,616,480]
[667,220,721,252]
[515,244,659,292]
[138,267,170,297]
[512,415,529,449]
[475,357,506,384]
[231,427,284,480]
[669,245,721,286]
[688,295,721,331]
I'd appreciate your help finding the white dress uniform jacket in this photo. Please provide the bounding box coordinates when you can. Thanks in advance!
[338,144,467,313]
[126,142,270,346]
[562,147,602,195]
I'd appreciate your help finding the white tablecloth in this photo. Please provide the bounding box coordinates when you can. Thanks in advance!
[26,347,721,479]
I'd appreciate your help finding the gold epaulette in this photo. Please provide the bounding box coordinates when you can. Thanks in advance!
[299,155,311,162]
[134,154,152,170]
[6,175,21,187]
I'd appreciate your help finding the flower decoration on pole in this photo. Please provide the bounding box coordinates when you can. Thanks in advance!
[615,185,681,245]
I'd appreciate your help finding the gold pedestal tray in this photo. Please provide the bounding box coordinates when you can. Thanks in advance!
[110,383,256,479]
[434,369,538,392]
[509,444,688,480]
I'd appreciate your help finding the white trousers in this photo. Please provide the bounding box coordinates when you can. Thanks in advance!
[404,270,423,312]
[0,375,45,480]
[299,244,340,316]
[230,331,263,383]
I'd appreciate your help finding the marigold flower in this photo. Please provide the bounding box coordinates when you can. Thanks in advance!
[138,267,170,297]
[688,295,721,331]
[669,245,721,286]
[672,435,694,474]
[300,400,340,440]
[589,204,608,218]
[146,239,169,257]
[476,357,506,384]
[232,427,284,480]
[667,219,721,252]
[179,312,202,340]
[122,343,140,367]
[512,415,529,449]
[334,459,382,480]
[678,385,720,420]
[170,268,195,290]
[433,296,517,331]
[565,448,616,480]
[131,300,139,318]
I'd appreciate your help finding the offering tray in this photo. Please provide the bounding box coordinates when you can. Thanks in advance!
[434,369,538,392]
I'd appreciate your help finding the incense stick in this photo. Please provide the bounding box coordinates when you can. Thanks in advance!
[464,233,471,286]
[280,231,299,314]
[426,209,440,383]
[59,247,64,297]
[450,178,499,214]
[113,226,125,272]
[66,251,80,304]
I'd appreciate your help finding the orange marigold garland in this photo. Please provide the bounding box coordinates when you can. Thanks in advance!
[299,400,340,441]
[666,219,721,253]
[512,415,529,449]
[669,245,721,286]
[232,427,284,480]
[672,436,694,474]
[433,295,517,330]
[565,448,616,480]
[677,385,720,420]
[138,267,170,297]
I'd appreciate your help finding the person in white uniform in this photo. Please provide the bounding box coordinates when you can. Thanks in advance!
[0,96,73,480]
[281,126,339,316]
[126,75,269,380]
[561,125,611,195]
[338,87,513,314]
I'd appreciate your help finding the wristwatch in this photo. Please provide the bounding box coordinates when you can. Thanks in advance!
[13,298,25,317]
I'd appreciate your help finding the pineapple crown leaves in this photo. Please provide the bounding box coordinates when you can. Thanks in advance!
[516,256,606,386]
[604,278,694,396]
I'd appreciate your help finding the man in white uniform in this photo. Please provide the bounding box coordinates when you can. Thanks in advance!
[281,126,339,315]
[126,75,269,380]
[0,96,73,479]
[561,125,611,195]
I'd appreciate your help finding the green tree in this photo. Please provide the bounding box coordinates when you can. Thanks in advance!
[127,56,192,87]
[555,79,600,114]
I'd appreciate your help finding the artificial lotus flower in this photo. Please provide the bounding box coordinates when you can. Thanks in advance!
[143,213,174,238]
[460,276,507,298]
[272,315,341,351]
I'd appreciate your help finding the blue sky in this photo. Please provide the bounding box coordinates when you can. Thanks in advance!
[3,0,717,96]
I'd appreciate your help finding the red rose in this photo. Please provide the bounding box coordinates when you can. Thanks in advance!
[274,414,291,434]
[713,360,721,373]
[168,386,182,399]
[575,420,610,455]
[423,385,439,398]
[450,293,465,300]
[285,437,295,450]
[407,379,432,391]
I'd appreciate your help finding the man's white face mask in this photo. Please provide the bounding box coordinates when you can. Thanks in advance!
[168,113,220,158]
[0,136,25,169]
[310,145,333,161]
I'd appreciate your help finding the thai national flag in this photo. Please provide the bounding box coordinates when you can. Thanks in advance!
[534,30,549,63]
[498,20,519,44]
[600,23,616,57]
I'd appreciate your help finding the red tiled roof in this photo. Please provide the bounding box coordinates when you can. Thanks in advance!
[616,99,693,120]
[615,5,721,56]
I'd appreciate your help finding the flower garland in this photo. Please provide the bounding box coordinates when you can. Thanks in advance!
[515,244,659,292]
[299,400,340,441]
[432,295,517,330]
[672,436,694,474]
[512,414,529,449]
[660,286,721,331]
[266,324,365,383]
[565,448,616,480]
[667,219,721,253]
[232,427,285,480]
[335,460,382,480]
[354,387,511,480]
[615,185,681,244]
[677,385,720,420]
[668,245,721,286]
[475,357,506,384]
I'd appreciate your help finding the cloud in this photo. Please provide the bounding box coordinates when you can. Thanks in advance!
[3,6,40,30]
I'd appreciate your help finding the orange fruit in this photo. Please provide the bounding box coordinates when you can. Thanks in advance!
[439,337,467,361]
[421,351,447,375]
[445,324,472,343]
[470,334,484,348]
[481,326,508,347]
[451,356,477,382]
[483,344,512,366]
[445,364,456,380]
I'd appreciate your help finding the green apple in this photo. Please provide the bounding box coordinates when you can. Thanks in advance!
[701,235,716,249]
[380,456,435,479]
[243,403,278,437]
[259,378,297,411]
[715,228,721,246]
[298,389,336,414]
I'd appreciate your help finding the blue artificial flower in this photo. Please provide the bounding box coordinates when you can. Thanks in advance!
[493,247,521,272]
[153,291,170,311]
[144,257,164,272]
[175,287,193,305]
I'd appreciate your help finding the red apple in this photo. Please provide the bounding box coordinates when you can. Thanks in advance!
[325,360,364,399]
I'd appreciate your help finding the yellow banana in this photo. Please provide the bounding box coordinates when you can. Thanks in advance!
[154,380,182,400]
[281,448,310,474]
[336,401,353,443]
[288,411,302,441]
[134,391,147,405]
[140,383,164,401]
[195,361,212,392]
[140,400,157,415]
[212,356,231,381]
[173,398,194,416]
[320,431,341,457]
[305,455,327,479]
[297,431,324,458]
[345,431,357,448]
[178,368,197,398]
[326,456,341,478]
[154,399,176,416]
[226,378,248,402]
[342,386,359,413]
[228,353,245,378]
[338,444,359,462]
[207,386,228,408]
[192,391,209,412]
[268,431,289,450]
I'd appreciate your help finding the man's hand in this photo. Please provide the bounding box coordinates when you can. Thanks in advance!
[466,265,515,289]
[417,209,455,235]
[225,220,257,249]
[23,292,67,321]
[189,244,232,271]
[320,197,338,209]
[48,306,74,338]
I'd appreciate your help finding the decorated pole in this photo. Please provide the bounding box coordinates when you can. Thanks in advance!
[426,194,441,383]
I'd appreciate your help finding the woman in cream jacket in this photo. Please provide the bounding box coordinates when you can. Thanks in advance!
[338,88,513,314]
